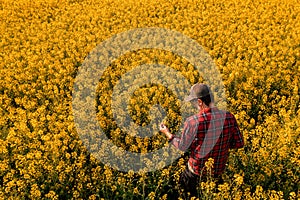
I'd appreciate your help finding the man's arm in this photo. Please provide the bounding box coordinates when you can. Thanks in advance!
[160,117,198,151]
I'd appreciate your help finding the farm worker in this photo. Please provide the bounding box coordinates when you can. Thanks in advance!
[160,83,244,198]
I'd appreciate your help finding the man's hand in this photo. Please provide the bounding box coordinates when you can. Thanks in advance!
[159,124,173,140]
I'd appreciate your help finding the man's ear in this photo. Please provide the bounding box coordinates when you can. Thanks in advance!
[197,99,202,105]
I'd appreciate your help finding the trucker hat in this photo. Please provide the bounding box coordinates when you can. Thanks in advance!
[184,83,211,102]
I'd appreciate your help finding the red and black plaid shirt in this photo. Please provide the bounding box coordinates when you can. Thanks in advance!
[171,107,244,176]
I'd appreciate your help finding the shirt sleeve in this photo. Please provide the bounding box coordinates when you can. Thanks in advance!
[229,115,244,149]
[170,117,198,151]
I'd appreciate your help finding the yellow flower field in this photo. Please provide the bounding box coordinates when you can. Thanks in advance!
[0,0,299,199]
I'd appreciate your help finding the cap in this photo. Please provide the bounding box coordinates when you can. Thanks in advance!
[184,83,211,102]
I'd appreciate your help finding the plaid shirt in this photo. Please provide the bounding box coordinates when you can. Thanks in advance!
[171,107,244,176]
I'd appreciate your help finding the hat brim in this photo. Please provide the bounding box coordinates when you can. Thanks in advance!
[184,95,197,102]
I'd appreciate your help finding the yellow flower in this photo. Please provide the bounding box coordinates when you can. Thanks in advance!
[148,191,156,200]
[30,184,41,198]
[234,174,244,186]
[133,187,139,194]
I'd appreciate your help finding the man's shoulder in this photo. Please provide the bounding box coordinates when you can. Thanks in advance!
[224,110,237,119]
[185,113,205,125]
[211,109,239,124]
[186,114,201,122]
[214,108,236,118]
[185,108,237,122]
[223,110,234,118]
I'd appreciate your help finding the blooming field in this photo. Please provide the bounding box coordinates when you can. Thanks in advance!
[0,0,299,199]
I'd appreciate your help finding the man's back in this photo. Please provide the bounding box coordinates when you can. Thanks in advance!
[187,107,244,175]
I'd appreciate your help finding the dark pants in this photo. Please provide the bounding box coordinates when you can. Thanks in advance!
[178,167,223,199]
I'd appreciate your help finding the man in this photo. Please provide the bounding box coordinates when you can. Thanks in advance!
[160,83,244,198]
